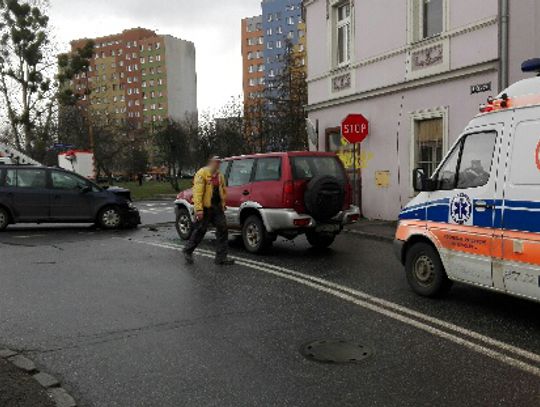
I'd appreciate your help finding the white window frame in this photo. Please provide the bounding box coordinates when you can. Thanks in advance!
[409,106,449,194]
[330,0,353,68]
[408,0,449,44]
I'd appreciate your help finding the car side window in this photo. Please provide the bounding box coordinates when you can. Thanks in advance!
[254,158,281,182]
[434,131,497,190]
[5,169,16,187]
[51,171,88,190]
[15,169,47,188]
[228,159,255,187]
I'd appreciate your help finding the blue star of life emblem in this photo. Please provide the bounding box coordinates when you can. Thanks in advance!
[450,193,472,225]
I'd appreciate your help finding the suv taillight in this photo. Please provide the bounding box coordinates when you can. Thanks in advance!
[283,180,295,208]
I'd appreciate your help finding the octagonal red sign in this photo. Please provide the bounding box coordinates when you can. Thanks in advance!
[341,114,369,144]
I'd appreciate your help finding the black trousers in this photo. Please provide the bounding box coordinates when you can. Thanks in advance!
[184,207,228,261]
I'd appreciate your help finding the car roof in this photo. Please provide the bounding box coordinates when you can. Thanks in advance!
[223,151,337,160]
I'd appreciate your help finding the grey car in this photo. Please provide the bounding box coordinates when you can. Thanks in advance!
[0,165,140,230]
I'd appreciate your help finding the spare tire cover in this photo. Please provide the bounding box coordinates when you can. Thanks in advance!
[304,175,345,221]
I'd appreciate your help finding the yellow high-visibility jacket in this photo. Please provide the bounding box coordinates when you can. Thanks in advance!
[192,167,227,212]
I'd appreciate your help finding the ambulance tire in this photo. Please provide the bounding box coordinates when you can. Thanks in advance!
[405,242,452,298]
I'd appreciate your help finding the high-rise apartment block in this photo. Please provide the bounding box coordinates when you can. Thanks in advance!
[261,0,303,90]
[69,28,197,128]
[241,0,305,107]
[241,16,265,103]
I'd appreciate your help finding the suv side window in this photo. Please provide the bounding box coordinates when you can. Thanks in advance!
[220,160,232,183]
[228,159,255,187]
[51,171,89,190]
[13,169,47,188]
[5,169,16,187]
[434,131,496,190]
[254,158,281,182]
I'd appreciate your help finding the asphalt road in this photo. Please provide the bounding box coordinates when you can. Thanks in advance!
[0,202,538,406]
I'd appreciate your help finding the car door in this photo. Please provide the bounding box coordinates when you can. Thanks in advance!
[49,170,94,221]
[426,127,501,287]
[8,168,50,221]
[225,158,255,227]
[498,115,540,301]
[249,157,283,208]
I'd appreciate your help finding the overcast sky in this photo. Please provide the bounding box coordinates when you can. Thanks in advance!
[48,0,261,113]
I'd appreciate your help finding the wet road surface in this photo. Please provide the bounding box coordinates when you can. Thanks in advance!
[0,204,538,406]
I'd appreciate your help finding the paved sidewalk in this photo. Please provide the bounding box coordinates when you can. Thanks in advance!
[344,218,397,241]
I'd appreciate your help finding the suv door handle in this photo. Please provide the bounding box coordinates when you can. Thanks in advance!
[242,190,250,196]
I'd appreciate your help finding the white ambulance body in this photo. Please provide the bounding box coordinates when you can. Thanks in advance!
[395,60,540,303]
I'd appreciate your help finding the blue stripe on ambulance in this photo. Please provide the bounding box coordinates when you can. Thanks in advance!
[399,199,540,233]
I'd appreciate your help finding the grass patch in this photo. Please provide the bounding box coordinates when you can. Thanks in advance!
[110,180,192,201]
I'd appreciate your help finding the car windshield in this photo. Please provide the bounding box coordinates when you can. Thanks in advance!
[291,156,345,181]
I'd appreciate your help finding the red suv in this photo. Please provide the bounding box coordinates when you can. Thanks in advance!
[174,152,360,253]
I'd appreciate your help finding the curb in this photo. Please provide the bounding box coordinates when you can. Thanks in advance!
[343,228,394,242]
[0,347,77,407]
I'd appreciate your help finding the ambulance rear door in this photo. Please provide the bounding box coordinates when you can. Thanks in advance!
[426,122,504,287]
[499,109,540,301]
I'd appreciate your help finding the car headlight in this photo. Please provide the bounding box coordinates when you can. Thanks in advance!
[127,201,137,209]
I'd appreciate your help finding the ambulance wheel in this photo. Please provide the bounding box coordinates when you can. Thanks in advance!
[405,242,452,298]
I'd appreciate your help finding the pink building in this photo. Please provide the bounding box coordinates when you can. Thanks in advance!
[305,0,540,220]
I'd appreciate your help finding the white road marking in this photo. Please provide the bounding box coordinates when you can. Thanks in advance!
[128,238,540,378]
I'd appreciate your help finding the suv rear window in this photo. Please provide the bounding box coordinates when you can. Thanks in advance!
[291,156,345,181]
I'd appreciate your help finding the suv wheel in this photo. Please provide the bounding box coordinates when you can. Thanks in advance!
[0,207,10,231]
[306,230,336,249]
[98,206,122,229]
[405,242,452,297]
[242,215,271,254]
[175,207,193,240]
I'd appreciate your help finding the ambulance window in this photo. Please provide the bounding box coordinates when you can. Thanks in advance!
[510,121,540,185]
[456,132,496,189]
[435,144,460,190]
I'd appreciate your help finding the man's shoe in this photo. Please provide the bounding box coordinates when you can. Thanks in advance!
[184,251,194,265]
[215,258,235,266]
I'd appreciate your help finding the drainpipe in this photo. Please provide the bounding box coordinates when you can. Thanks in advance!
[499,0,509,91]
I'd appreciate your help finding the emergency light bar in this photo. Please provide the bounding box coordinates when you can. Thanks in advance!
[522,58,540,75]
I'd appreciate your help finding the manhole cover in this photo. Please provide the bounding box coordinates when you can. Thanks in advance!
[300,340,373,364]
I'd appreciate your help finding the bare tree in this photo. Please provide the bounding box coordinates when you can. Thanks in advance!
[0,0,52,152]
[265,39,308,151]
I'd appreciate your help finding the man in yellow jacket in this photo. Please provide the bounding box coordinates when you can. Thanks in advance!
[183,157,235,266]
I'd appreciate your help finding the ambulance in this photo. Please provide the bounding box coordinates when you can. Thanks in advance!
[394,59,540,303]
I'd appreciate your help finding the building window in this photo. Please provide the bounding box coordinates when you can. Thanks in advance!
[410,0,446,42]
[423,0,444,38]
[410,109,449,191]
[335,3,352,66]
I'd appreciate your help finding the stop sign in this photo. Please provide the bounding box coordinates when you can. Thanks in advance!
[341,114,369,144]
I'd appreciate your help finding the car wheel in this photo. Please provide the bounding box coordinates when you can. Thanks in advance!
[306,231,336,249]
[0,207,10,231]
[98,206,122,230]
[175,207,193,240]
[405,242,452,298]
[242,215,271,254]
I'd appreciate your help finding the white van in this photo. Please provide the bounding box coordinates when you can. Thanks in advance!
[0,157,13,165]
[395,59,540,303]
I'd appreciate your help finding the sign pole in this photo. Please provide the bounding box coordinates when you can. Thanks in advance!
[352,143,357,205]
